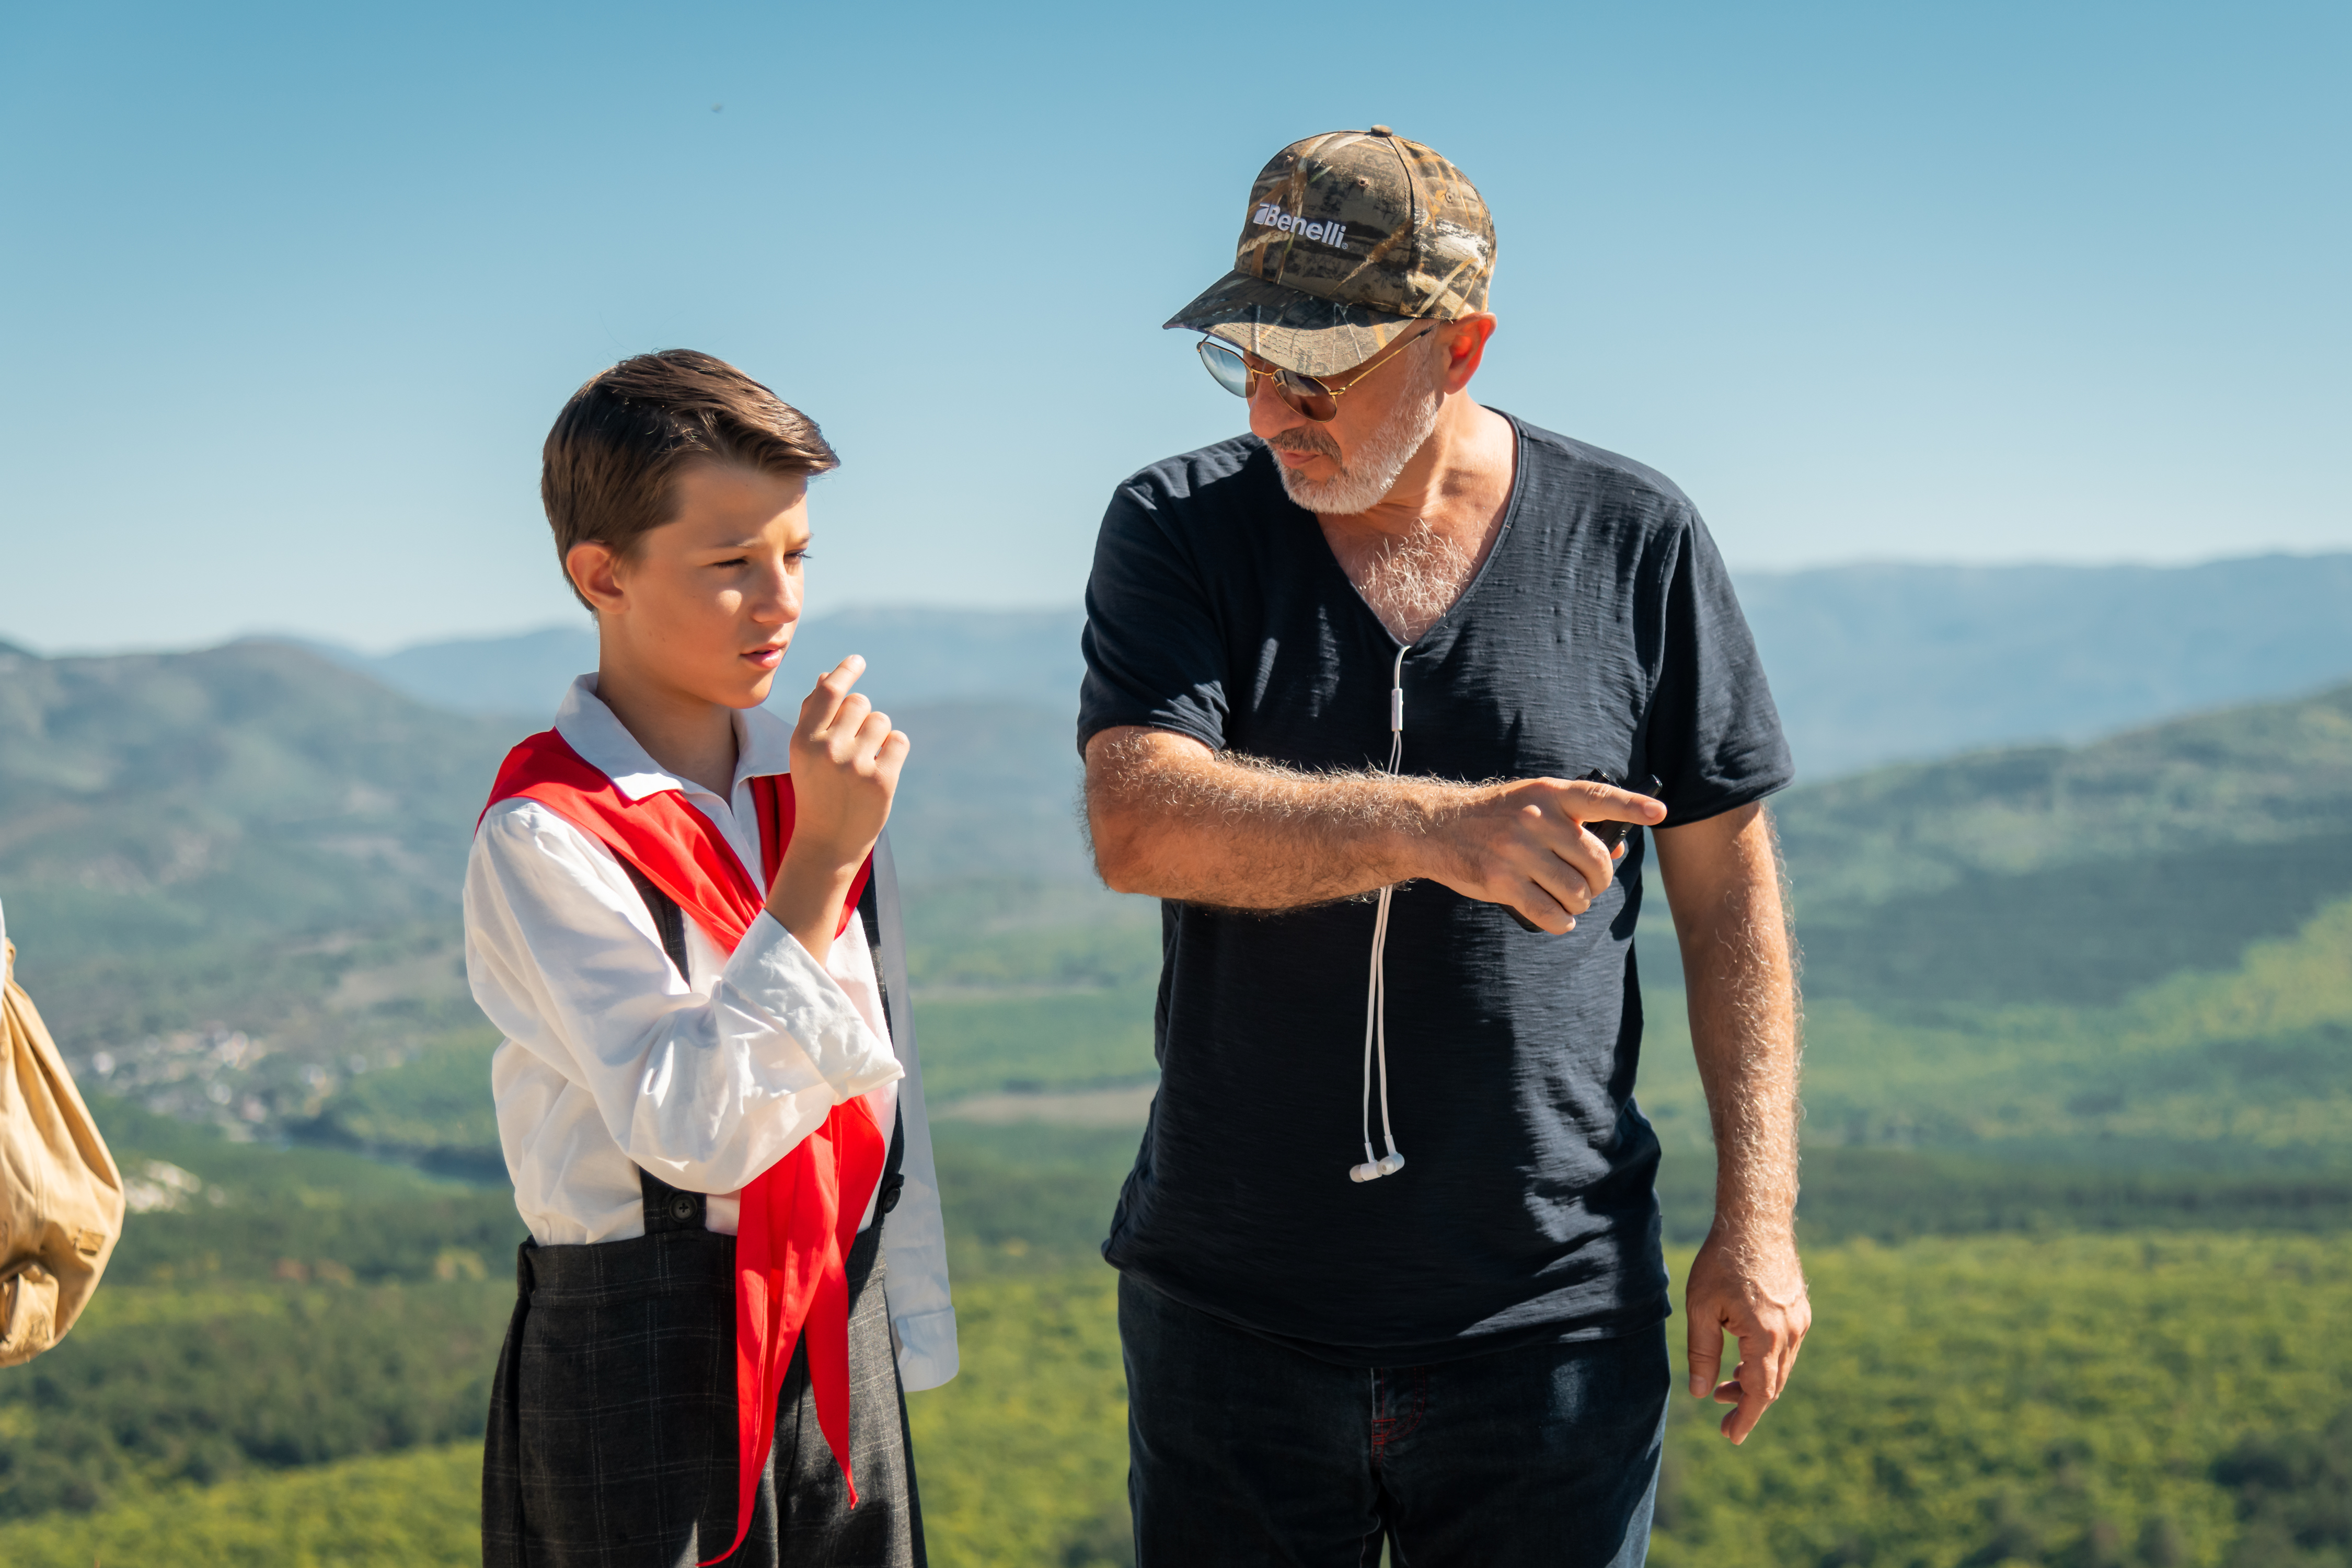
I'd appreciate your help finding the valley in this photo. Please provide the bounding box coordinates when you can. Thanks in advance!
[3,624,2350,1566]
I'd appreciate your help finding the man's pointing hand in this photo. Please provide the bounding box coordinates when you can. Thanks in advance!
[1427,778,1668,933]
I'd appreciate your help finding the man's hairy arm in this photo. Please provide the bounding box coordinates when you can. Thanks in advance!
[1085,727,1442,908]
[1654,801,1809,1445]
[1083,726,1666,929]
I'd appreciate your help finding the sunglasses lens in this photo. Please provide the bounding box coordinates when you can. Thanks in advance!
[1198,340,1252,398]
[1278,372,1339,423]
[1197,339,1344,421]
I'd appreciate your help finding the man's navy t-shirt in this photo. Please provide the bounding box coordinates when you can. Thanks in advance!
[1077,415,1792,1365]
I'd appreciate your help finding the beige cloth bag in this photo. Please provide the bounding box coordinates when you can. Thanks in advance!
[2,939,125,1365]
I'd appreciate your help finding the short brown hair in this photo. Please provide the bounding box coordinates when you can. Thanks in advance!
[541,349,839,609]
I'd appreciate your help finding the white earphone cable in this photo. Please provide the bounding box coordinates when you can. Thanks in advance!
[1352,643,1411,1185]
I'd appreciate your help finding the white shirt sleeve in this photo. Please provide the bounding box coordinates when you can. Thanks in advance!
[463,799,903,1196]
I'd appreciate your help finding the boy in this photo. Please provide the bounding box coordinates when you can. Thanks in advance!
[466,350,953,1567]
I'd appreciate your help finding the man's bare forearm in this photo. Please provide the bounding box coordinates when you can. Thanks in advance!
[1085,725,1666,926]
[1660,803,1803,1251]
[1084,727,1458,908]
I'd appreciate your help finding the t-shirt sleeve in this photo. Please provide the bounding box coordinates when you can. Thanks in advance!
[1643,510,1795,825]
[1076,478,1231,756]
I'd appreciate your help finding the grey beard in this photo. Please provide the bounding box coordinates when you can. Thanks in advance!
[1273,347,1446,517]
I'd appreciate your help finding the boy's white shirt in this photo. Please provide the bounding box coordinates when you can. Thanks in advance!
[464,675,958,1391]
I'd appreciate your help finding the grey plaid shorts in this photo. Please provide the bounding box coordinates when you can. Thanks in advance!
[482,1215,923,1567]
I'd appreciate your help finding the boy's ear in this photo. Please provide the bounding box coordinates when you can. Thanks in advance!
[567,542,628,615]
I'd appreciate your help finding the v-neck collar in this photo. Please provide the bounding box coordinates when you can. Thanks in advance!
[1285,409,1529,657]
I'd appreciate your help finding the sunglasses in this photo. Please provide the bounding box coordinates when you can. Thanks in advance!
[1195,326,1436,423]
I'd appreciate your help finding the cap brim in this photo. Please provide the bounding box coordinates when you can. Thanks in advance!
[1163,271,1422,378]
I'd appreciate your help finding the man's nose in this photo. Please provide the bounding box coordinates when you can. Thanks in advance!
[1246,375,1305,441]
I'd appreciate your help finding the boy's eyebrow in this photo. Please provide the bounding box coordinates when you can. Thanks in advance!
[699,533,811,551]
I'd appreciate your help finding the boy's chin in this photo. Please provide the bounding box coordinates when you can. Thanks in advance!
[675,664,779,711]
[727,670,780,710]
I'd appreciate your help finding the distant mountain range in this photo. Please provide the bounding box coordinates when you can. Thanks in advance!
[1737,554,2352,775]
[5,632,2348,1166]
[292,607,1086,734]
[0,639,1092,1066]
[5,551,2349,1151]
[281,553,2352,781]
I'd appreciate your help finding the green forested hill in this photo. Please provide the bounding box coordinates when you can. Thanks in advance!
[10,1110,2348,1568]
[9,647,2352,1567]
[1780,681,2352,904]
[1627,682,2352,1177]
[1774,680,2352,1009]
[0,640,1091,973]
[1639,896,2352,1164]
[0,640,1096,1143]
[0,639,513,941]
[0,641,515,1132]
[13,635,2347,1182]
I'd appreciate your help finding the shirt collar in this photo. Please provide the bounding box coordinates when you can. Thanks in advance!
[734,698,794,781]
[552,674,794,803]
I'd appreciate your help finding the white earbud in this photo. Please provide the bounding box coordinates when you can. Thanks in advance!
[1350,644,1412,1187]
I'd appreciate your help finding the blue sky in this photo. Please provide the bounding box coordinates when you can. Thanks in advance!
[2,1,2344,653]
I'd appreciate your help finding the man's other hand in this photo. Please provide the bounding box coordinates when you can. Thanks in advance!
[1684,1226,1810,1444]
[1430,778,1668,933]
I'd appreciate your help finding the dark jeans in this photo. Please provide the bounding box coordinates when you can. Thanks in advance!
[1120,1275,1668,1568]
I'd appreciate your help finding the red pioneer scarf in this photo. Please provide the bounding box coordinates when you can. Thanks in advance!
[484,730,885,1563]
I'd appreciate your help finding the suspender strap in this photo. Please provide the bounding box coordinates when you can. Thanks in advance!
[622,859,691,981]
[856,869,909,1218]
[618,862,706,1233]
[621,860,905,1231]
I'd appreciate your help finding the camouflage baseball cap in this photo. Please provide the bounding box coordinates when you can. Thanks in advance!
[1165,126,1496,378]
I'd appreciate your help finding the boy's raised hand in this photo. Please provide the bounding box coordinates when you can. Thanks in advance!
[766,655,911,961]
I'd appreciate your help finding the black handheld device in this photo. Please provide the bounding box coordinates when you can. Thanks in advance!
[1505,771,1665,932]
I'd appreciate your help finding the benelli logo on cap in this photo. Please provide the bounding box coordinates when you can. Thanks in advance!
[1253,203,1351,249]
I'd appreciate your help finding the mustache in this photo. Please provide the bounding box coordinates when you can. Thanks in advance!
[1266,426,1342,460]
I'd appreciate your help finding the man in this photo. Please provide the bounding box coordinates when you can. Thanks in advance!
[1078,129,1808,1566]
